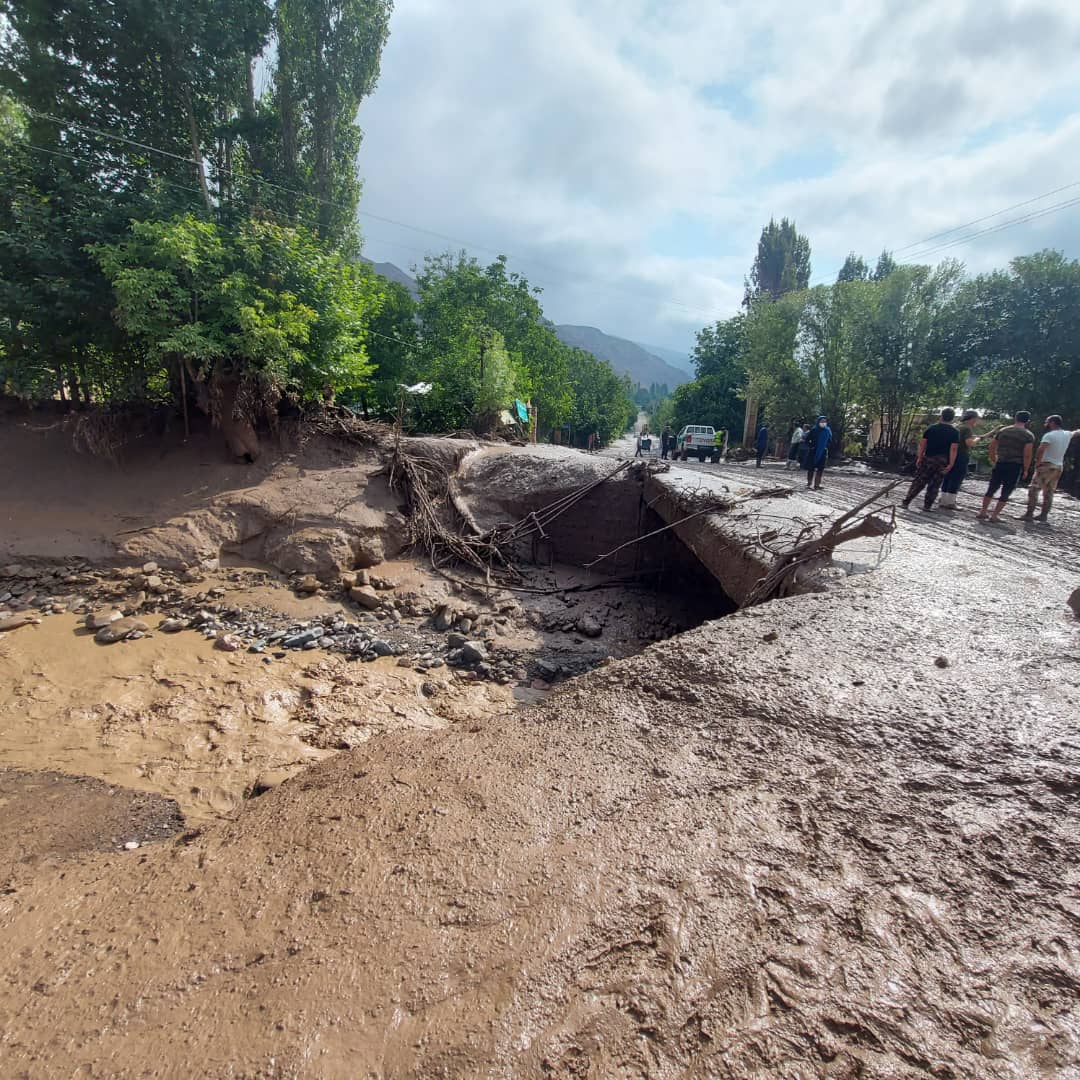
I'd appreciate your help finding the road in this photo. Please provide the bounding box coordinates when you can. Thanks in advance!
[608,432,1080,576]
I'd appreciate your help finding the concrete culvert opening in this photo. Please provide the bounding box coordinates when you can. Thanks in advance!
[453,449,739,677]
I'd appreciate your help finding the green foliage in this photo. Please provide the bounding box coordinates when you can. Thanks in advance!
[92,214,383,399]
[744,217,811,306]
[956,250,1080,424]
[837,253,869,282]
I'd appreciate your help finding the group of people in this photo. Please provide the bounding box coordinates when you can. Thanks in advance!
[902,408,1076,522]
[785,418,835,489]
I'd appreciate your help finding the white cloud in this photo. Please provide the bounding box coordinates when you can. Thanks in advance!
[356,0,1080,351]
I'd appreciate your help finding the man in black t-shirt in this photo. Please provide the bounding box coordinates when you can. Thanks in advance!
[901,408,960,511]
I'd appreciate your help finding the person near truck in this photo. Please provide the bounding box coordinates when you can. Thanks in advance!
[1022,414,1076,522]
[978,411,1035,522]
[938,409,978,509]
[805,416,832,489]
[661,427,672,460]
[901,408,960,512]
[755,423,769,468]
[787,419,805,470]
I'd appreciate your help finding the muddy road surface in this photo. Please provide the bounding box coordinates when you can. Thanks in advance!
[0,422,1078,1076]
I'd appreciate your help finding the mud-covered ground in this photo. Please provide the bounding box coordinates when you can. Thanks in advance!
[0,420,1078,1077]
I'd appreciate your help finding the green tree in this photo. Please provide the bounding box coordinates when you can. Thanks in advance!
[799,280,875,452]
[837,253,869,282]
[744,217,812,306]
[861,261,965,456]
[92,214,383,451]
[872,250,898,281]
[958,250,1080,423]
[742,292,815,431]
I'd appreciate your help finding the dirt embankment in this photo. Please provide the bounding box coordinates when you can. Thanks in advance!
[0,417,1078,1076]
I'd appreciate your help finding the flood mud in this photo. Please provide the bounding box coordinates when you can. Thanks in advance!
[0,418,1078,1076]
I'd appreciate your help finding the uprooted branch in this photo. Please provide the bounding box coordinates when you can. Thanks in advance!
[742,480,902,606]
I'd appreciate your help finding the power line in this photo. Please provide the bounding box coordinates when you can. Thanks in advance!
[894,178,1080,254]
[900,192,1080,262]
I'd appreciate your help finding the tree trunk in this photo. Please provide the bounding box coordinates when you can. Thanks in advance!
[182,85,213,213]
[216,374,260,461]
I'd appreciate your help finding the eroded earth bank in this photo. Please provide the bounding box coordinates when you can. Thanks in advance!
[0,415,1078,1077]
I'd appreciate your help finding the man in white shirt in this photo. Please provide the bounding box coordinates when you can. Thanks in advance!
[1022,414,1077,522]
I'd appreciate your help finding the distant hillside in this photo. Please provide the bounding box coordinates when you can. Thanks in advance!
[634,341,694,378]
[552,326,691,390]
[361,258,419,299]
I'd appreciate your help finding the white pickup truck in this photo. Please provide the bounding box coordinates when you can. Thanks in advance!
[675,425,721,462]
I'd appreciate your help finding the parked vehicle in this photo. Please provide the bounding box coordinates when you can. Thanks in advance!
[676,425,720,462]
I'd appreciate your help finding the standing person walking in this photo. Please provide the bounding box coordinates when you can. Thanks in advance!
[755,423,769,468]
[786,419,805,470]
[978,411,1035,522]
[805,416,832,490]
[939,409,978,509]
[1021,415,1076,522]
[661,427,672,460]
[901,408,960,511]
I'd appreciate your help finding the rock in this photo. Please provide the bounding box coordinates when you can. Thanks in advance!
[349,585,382,611]
[370,639,394,657]
[354,569,371,587]
[1069,587,1080,618]
[934,656,950,669]
[123,841,140,851]
[421,681,439,697]
[341,572,357,590]
[145,575,166,594]
[0,564,23,578]
[763,630,779,643]
[446,631,467,648]
[283,627,324,649]
[536,660,559,679]
[0,614,41,632]
[433,605,455,631]
[295,574,320,595]
[141,562,159,574]
[215,634,242,652]
[576,615,603,639]
[159,618,187,633]
[94,617,148,644]
[181,568,203,584]
[86,610,123,630]
[460,640,488,665]
[397,656,413,668]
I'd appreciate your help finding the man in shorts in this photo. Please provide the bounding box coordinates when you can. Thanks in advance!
[1021,415,1076,522]
[978,411,1035,522]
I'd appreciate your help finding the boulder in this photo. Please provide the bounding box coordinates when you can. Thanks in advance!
[0,614,41,632]
[1069,587,1080,618]
[94,617,148,644]
[86,610,123,630]
[460,640,488,665]
[349,585,382,611]
[159,618,187,633]
[575,614,603,639]
[141,562,159,574]
[215,634,242,652]
[295,574,320,596]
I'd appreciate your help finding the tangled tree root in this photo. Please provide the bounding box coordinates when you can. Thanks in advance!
[72,409,128,464]
[743,480,901,605]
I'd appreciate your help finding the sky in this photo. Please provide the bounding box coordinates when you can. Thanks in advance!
[354,0,1080,361]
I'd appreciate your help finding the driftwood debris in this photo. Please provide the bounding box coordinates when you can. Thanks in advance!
[742,480,902,606]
